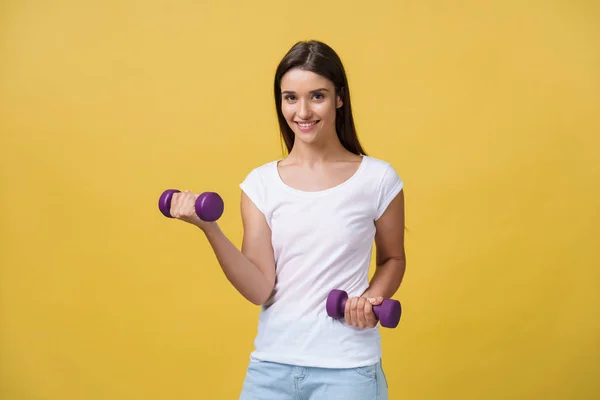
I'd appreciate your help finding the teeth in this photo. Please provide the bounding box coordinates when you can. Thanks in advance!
[298,122,316,127]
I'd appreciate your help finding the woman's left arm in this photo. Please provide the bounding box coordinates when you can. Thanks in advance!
[362,189,406,299]
[344,190,406,329]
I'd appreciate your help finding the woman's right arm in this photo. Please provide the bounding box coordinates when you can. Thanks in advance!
[199,191,276,305]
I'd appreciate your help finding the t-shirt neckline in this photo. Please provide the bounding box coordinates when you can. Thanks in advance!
[273,155,368,196]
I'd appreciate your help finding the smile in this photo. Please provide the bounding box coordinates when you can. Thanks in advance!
[295,120,320,132]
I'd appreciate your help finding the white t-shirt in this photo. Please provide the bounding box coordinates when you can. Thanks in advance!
[239,155,404,368]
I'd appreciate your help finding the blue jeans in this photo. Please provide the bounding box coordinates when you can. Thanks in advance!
[239,359,388,399]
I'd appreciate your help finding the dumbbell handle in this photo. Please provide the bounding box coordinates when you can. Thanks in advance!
[158,189,224,222]
[338,297,388,321]
[326,289,402,328]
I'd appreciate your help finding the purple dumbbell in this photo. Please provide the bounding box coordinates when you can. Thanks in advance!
[158,189,224,222]
[326,289,402,328]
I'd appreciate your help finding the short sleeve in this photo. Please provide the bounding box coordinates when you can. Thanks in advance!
[239,168,267,215]
[375,164,404,220]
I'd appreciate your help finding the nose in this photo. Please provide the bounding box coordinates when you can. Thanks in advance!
[297,98,312,120]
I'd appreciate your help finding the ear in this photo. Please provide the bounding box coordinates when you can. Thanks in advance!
[336,87,344,108]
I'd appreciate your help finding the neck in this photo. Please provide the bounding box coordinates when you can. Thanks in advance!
[287,135,351,164]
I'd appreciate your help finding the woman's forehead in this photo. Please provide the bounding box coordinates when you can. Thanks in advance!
[281,69,334,91]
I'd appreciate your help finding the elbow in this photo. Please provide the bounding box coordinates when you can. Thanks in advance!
[378,255,406,271]
[250,297,268,306]
[249,292,271,306]
[249,278,275,306]
[394,257,406,281]
[379,257,406,288]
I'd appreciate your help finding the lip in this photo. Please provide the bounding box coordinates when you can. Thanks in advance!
[295,120,320,132]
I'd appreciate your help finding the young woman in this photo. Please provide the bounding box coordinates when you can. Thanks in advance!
[169,40,406,399]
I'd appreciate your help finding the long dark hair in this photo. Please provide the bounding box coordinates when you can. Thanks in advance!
[274,40,367,156]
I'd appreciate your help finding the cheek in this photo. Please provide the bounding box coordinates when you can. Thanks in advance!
[281,104,295,120]
[316,103,337,121]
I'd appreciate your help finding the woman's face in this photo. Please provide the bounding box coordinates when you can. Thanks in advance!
[280,68,343,147]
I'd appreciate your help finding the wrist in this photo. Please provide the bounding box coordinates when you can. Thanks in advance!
[361,289,382,300]
[199,221,221,236]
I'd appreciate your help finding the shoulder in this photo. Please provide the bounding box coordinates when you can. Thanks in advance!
[362,156,402,182]
[362,155,391,169]
[362,156,404,219]
[239,160,280,211]
[253,159,280,173]
[241,160,279,183]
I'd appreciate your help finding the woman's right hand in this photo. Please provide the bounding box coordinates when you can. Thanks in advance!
[169,190,216,231]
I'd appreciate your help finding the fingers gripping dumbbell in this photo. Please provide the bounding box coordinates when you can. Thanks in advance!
[158,189,224,222]
[326,289,402,328]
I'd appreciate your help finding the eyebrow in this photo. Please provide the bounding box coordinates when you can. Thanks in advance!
[281,88,330,95]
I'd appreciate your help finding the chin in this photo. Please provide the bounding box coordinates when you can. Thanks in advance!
[289,121,332,143]
[293,128,320,143]
[293,136,317,147]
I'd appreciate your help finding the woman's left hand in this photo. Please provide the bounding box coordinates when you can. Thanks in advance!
[344,296,385,329]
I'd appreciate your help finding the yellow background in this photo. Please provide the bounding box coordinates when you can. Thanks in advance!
[1,0,599,399]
